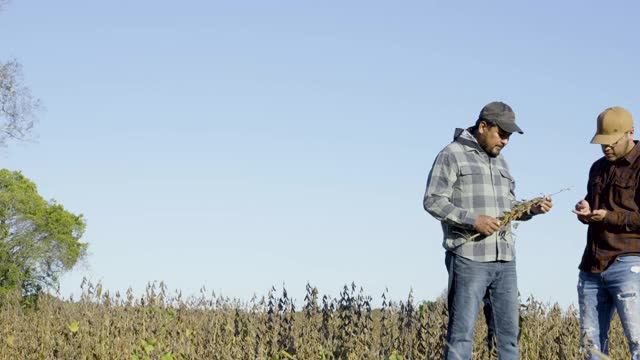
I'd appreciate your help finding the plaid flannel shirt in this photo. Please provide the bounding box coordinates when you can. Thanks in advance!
[579,141,640,272]
[424,128,531,262]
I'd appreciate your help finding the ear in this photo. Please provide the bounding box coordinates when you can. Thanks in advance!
[477,121,489,135]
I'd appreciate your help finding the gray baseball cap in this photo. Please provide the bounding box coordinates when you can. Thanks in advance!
[478,101,523,134]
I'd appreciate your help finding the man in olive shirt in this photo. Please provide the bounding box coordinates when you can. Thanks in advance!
[573,106,640,359]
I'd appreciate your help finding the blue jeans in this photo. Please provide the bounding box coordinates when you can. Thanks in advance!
[578,256,640,360]
[445,252,519,360]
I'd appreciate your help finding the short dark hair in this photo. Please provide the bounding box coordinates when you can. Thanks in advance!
[471,118,496,133]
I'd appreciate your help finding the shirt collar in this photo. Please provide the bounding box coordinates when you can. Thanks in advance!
[622,140,640,164]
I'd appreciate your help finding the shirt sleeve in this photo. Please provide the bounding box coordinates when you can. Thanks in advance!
[423,150,477,229]
[579,163,598,225]
[603,210,640,230]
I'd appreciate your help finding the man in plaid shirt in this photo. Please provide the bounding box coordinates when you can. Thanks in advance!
[573,106,640,359]
[424,101,552,360]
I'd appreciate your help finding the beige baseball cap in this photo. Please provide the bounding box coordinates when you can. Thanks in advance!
[591,106,634,144]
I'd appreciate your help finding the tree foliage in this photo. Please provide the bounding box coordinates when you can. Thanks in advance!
[0,169,87,296]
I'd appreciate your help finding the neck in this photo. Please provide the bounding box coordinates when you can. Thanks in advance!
[623,140,636,157]
[471,128,480,141]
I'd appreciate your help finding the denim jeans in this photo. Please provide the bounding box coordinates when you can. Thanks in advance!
[445,252,519,360]
[578,255,640,360]
[483,290,496,352]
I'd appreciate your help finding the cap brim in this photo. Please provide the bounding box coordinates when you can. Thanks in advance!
[497,122,524,134]
[590,133,625,145]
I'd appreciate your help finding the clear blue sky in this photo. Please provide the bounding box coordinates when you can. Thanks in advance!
[1,0,639,308]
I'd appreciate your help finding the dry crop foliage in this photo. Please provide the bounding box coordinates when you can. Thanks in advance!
[0,280,630,359]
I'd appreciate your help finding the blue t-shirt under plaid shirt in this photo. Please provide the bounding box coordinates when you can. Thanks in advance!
[424,128,531,262]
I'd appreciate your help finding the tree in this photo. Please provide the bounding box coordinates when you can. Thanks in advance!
[0,60,40,146]
[0,170,87,296]
[0,0,41,147]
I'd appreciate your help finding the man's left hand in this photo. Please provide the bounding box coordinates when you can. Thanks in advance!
[530,197,553,215]
[587,209,607,222]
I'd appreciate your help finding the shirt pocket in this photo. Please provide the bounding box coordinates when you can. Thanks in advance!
[612,177,636,209]
[589,177,604,195]
[457,164,486,190]
[496,168,516,210]
[497,168,515,192]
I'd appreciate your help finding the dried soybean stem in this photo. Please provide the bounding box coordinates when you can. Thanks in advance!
[467,188,571,241]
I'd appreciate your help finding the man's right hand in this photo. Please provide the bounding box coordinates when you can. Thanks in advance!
[474,215,501,236]
[572,200,591,222]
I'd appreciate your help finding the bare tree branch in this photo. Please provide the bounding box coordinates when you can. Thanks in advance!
[0,0,10,12]
[0,59,41,146]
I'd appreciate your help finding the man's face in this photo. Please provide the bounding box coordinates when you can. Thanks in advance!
[600,130,634,162]
[477,122,511,157]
